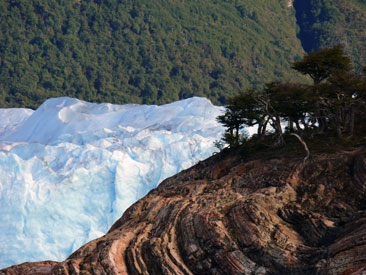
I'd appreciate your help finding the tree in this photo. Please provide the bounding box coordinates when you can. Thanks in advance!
[325,71,365,136]
[218,46,366,149]
[217,90,272,147]
[227,92,265,135]
[263,82,313,132]
[292,44,352,85]
[292,44,353,133]
[255,83,285,145]
[216,103,246,147]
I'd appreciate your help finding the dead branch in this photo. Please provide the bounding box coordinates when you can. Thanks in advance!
[290,133,310,163]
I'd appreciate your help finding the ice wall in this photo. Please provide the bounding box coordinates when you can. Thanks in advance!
[0,97,225,268]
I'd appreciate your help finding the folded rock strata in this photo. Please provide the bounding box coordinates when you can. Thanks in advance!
[2,148,366,274]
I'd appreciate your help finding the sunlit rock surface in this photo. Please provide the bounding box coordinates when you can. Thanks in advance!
[57,148,366,274]
[2,141,366,274]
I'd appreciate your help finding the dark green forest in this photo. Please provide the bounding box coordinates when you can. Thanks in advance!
[0,0,365,108]
[294,0,366,71]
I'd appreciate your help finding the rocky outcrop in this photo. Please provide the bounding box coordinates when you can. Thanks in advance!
[0,261,58,275]
[2,148,366,274]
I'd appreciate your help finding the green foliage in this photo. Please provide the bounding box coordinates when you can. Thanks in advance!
[216,102,246,147]
[0,0,305,108]
[218,45,366,147]
[294,0,366,73]
[2,0,365,108]
[267,82,312,124]
[292,44,352,84]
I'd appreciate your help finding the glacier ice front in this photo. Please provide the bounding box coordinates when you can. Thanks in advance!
[0,97,225,268]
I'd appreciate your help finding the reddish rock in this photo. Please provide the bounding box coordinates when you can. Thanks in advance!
[0,261,58,275]
[2,148,366,274]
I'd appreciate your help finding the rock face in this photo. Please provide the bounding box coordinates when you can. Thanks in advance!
[2,148,366,274]
[0,261,58,275]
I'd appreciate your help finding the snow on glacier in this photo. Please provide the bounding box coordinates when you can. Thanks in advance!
[0,97,225,268]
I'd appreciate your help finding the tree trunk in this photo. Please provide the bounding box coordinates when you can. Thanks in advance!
[261,118,269,138]
[295,120,302,132]
[349,107,355,136]
[274,115,284,146]
[336,126,343,138]
[300,117,309,130]
[288,119,294,132]
[257,122,263,136]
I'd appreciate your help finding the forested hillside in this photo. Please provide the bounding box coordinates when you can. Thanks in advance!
[0,0,304,108]
[294,0,366,71]
[0,0,365,108]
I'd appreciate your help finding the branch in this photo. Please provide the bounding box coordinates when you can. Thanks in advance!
[290,133,310,163]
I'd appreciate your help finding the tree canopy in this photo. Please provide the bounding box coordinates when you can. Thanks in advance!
[294,0,366,72]
[292,45,352,85]
[218,45,366,147]
[0,0,304,108]
[2,0,366,108]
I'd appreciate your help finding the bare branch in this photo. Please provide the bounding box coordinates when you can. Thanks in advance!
[290,133,310,163]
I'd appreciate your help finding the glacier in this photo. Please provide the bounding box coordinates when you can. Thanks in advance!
[0,97,225,268]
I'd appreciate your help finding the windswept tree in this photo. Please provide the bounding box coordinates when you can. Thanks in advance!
[292,44,352,85]
[216,101,246,146]
[266,82,314,132]
[218,83,288,146]
[217,92,263,146]
[292,44,353,133]
[254,83,285,145]
[227,92,266,135]
[218,45,366,148]
[324,71,365,136]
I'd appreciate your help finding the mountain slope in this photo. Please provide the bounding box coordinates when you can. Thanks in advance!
[294,0,366,71]
[1,0,366,108]
[2,147,366,274]
[0,0,304,108]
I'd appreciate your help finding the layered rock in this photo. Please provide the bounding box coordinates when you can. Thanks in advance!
[0,261,58,275]
[2,148,366,274]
